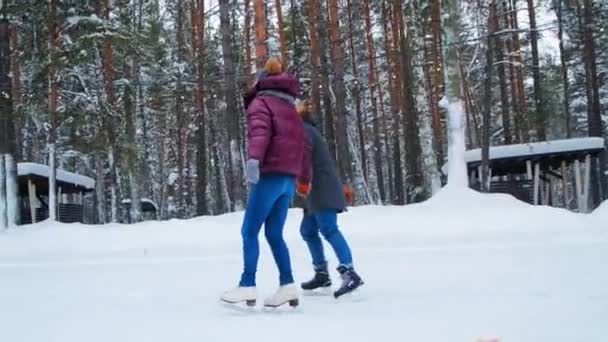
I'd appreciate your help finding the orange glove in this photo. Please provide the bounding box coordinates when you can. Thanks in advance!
[296,180,310,197]
[343,185,354,204]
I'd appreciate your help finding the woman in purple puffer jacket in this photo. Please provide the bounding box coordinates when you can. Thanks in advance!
[221,58,311,308]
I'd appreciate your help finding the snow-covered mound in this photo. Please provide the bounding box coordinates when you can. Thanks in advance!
[0,186,602,261]
[1,186,607,342]
[593,200,608,224]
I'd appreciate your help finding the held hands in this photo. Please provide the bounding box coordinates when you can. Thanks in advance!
[296,180,310,198]
[296,99,312,116]
[343,184,354,205]
[245,159,260,184]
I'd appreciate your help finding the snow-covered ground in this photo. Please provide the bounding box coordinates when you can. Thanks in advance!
[1,188,607,342]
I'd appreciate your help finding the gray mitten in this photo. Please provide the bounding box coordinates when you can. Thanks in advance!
[245,159,260,184]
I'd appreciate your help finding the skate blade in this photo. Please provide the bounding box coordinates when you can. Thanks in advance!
[220,299,261,315]
[263,299,300,310]
[302,287,333,297]
[334,286,366,303]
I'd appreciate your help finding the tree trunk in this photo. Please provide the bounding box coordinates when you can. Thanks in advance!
[100,0,118,223]
[193,0,208,216]
[125,0,144,224]
[124,81,142,223]
[362,0,386,202]
[503,1,520,143]
[0,155,5,229]
[492,2,512,144]
[95,155,106,223]
[176,0,189,217]
[209,107,231,214]
[47,0,59,222]
[326,0,352,184]
[554,0,570,138]
[244,0,253,87]
[510,0,529,142]
[254,0,267,71]
[481,1,497,192]
[430,0,444,170]
[344,0,367,183]
[581,0,606,203]
[220,0,245,210]
[9,24,20,110]
[526,0,546,141]
[318,0,336,158]
[395,0,424,202]
[307,0,322,121]
[0,18,18,227]
[274,0,288,65]
[5,153,17,226]
[383,0,404,204]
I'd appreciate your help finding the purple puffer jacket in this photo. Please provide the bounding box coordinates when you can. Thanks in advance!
[244,72,311,183]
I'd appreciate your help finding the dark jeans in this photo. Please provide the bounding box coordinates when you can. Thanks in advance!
[300,209,353,269]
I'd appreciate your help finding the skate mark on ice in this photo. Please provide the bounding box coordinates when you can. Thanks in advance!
[220,301,303,316]
[302,288,333,297]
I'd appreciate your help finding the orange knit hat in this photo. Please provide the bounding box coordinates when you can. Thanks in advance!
[265,57,283,75]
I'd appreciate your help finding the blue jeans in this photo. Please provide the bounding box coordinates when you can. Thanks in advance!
[239,174,295,287]
[299,209,353,269]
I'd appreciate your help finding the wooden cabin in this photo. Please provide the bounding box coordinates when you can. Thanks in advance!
[456,138,606,213]
[17,163,95,224]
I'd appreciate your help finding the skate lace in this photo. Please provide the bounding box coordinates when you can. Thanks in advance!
[340,272,353,288]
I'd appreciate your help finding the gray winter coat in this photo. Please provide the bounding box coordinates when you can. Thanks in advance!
[301,118,347,214]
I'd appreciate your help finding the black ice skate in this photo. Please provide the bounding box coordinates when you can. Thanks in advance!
[301,264,332,291]
[334,265,364,298]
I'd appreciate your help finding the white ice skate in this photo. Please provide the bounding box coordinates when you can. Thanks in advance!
[220,286,257,306]
[263,283,299,308]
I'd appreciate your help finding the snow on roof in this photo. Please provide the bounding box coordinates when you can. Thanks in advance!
[17,163,95,190]
[462,137,605,163]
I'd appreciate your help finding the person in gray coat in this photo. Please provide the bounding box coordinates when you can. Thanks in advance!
[295,99,364,298]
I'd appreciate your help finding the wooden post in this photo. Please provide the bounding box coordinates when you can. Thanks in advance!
[542,176,551,206]
[573,157,591,213]
[469,169,476,186]
[526,160,533,180]
[574,159,583,211]
[547,177,557,207]
[582,154,591,213]
[533,162,540,205]
[79,191,84,222]
[57,186,62,221]
[0,154,6,229]
[28,178,36,224]
[561,161,568,209]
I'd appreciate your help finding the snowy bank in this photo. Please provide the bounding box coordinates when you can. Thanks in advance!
[593,200,608,224]
[1,187,608,342]
[0,187,604,261]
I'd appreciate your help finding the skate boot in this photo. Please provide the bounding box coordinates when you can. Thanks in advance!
[264,283,299,308]
[301,264,332,291]
[334,265,364,299]
[220,286,257,306]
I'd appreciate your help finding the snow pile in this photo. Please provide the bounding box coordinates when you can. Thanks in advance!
[1,186,607,342]
[593,200,608,224]
[1,185,602,261]
[440,97,467,188]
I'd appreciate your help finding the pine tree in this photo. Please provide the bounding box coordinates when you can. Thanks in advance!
[526,0,546,141]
